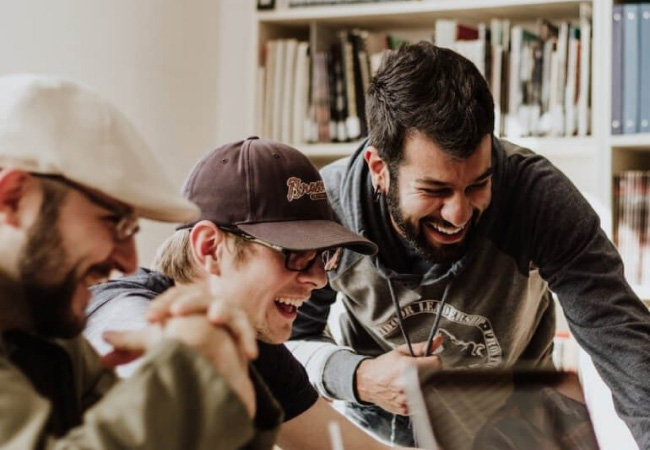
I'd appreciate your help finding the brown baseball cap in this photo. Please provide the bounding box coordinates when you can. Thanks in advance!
[180,137,376,254]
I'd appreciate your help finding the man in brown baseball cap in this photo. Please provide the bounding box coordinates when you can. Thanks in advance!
[86,138,418,449]
[180,136,376,258]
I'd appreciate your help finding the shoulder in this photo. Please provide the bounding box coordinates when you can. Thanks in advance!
[495,139,594,216]
[88,267,172,316]
[491,139,603,265]
[321,157,351,198]
[253,342,318,421]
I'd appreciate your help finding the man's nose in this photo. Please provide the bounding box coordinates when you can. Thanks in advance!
[110,236,138,275]
[441,193,472,227]
[299,258,328,290]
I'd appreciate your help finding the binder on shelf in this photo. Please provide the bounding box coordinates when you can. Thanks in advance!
[623,3,640,135]
[640,4,650,134]
[612,5,624,135]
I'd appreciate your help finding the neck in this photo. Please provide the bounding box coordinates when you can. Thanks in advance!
[0,281,34,333]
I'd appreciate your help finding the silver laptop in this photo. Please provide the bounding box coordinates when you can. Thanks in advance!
[404,365,601,450]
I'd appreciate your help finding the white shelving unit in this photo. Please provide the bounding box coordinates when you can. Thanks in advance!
[257,0,586,26]
[253,0,608,198]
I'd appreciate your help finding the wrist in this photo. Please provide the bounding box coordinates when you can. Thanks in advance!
[354,358,373,404]
[321,350,370,403]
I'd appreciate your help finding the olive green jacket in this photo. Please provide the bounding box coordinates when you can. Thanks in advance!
[0,333,281,449]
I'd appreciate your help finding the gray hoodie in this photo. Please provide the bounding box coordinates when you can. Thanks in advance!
[288,137,650,449]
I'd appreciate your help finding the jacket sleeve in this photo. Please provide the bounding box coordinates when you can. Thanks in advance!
[0,339,255,450]
[83,293,151,377]
[506,150,650,449]
[287,285,369,403]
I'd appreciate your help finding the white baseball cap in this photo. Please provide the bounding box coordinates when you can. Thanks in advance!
[0,74,199,223]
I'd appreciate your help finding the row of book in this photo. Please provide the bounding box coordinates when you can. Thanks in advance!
[258,30,391,144]
[611,3,650,135]
[614,171,650,285]
[257,13,592,145]
[435,9,592,138]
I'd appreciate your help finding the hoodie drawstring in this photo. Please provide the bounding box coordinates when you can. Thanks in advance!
[386,275,454,447]
[387,276,454,358]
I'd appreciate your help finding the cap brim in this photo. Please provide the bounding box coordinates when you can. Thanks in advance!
[237,220,377,255]
[133,199,200,223]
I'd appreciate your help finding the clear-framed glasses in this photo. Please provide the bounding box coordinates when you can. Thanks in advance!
[35,174,140,242]
[222,227,342,272]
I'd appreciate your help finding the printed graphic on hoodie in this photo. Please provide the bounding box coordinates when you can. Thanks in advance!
[377,299,503,368]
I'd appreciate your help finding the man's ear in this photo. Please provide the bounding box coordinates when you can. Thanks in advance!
[364,146,390,194]
[189,220,227,275]
[0,169,32,227]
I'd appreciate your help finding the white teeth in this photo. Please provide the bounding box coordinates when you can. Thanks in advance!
[275,297,306,308]
[430,222,466,235]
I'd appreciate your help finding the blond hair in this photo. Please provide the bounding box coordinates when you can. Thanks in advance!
[152,228,250,283]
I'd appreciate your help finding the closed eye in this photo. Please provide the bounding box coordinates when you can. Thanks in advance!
[467,180,490,191]
[420,188,451,197]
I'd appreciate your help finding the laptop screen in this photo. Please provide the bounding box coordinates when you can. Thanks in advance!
[409,367,600,450]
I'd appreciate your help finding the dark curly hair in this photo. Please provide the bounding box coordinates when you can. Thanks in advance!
[366,41,494,166]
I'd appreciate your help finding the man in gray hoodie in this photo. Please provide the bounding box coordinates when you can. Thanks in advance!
[288,41,650,449]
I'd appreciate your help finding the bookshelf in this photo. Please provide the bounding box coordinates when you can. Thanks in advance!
[249,0,650,302]
[253,0,608,197]
[231,3,646,447]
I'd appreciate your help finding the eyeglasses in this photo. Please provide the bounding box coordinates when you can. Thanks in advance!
[35,174,140,242]
[223,227,342,272]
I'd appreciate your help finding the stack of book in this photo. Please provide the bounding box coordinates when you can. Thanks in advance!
[258,30,399,144]
[614,171,650,285]
[611,3,650,135]
[257,9,593,145]
[443,8,592,138]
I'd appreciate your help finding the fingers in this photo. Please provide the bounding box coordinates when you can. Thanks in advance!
[430,333,444,352]
[207,303,258,360]
[145,285,208,322]
[103,326,163,354]
[145,283,258,360]
[383,389,410,415]
[413,355,443,371]
[408,334,445,357]
[101,349,143,368]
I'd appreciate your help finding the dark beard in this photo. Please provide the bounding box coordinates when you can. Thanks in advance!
[17,184,83,339]
[386,175,476,265]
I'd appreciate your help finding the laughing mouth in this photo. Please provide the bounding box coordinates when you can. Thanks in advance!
[275,297,306,308]
[429,221,467,235]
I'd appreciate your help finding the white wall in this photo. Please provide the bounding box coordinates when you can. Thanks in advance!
[0,0,224,265]
[215,0,257,142]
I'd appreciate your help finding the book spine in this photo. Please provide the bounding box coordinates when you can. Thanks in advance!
[623,4,640,134]
[612,6,624,134]
[639,4,650,133]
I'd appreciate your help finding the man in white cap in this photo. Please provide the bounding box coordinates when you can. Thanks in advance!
[0,74,270,448]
